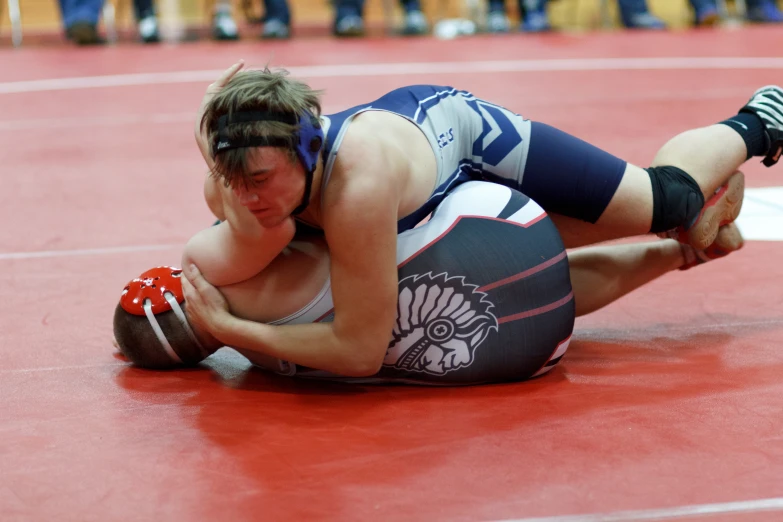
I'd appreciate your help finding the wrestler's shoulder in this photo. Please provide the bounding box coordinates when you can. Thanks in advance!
[335,119,408,174]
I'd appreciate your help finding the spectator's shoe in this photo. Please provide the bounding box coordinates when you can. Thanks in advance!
[262,18,290,39]
[401,10,428,35]
[486,11,510,33]
[213,6,239,40]
[138,15,160,43]
[621,12,667,29]
[66,21,104,45]
[334,15,365,37]
[521,11,551,32]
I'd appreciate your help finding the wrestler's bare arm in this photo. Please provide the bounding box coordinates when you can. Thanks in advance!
[569,223,741,317]
[182,181,295,287]
[568,239,686,317]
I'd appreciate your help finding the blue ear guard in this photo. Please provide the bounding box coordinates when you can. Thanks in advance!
[293,112,324,175]
[213,110,324,215]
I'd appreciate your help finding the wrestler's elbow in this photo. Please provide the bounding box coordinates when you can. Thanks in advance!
[330,289,396,377]
[343,351,385,377]
[335,332,388,377]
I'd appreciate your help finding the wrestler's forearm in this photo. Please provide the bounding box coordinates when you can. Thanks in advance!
[214,319,381,377]
[568,239,684,317]
[183,217,294,287]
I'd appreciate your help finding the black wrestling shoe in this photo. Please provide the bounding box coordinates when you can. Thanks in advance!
[740,85,783,166]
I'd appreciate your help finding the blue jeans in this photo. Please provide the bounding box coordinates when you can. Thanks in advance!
[264,0,291,24]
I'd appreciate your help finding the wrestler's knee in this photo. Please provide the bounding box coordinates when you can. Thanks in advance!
[591,163,703,239]
[645,165,705,233]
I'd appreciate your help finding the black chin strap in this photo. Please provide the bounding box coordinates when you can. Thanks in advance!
[292,141,328,216]
[292,169,313,215]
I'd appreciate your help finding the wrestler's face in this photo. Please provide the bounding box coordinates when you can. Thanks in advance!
[233,147,305,227]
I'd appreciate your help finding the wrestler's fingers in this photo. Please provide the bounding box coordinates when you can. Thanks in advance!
[213,60,245,88]
[180,270,199,301]
[184,263,210,293]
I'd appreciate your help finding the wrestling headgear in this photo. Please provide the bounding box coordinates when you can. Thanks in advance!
[213,110,324,215]
[118,266,206,364]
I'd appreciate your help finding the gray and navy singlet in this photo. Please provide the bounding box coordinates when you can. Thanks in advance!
[316,84,627,232]
[318,85,533,233]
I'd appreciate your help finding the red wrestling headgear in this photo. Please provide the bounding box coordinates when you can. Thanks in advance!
[120,266,184,316]
[118,266,204,364]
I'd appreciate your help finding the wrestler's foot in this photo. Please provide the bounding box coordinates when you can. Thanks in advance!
[663,170,745,250]
[679,222,744,271]
[740,85,783,166]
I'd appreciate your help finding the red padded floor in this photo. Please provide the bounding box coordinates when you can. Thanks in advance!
[2,27,782,522]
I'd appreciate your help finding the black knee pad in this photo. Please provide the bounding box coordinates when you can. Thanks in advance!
[646,166,705,233]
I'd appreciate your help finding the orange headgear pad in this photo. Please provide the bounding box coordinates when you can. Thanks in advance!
[120,266,184,316]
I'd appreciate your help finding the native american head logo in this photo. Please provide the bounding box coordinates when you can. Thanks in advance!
[384,272,498,375]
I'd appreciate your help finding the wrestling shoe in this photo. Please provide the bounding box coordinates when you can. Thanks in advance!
[679,222,744,271]
[739,85,783,166]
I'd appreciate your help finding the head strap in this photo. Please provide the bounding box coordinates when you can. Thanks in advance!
[214,111,297,153]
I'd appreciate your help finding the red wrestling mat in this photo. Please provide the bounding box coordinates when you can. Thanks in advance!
[1,26,782,522]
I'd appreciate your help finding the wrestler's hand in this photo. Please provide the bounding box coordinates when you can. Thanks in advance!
[182,263,232,339]
[195,60,245,164]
